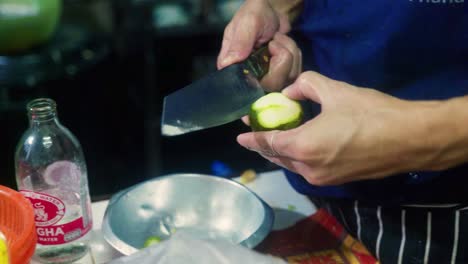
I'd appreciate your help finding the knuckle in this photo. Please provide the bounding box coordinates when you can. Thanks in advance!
[297,49,303,61]
[298,71,327,88]
[288,145,310,161]
[304,173,326,186]
[279,48,294,65]
[304,172,328,186]
[289,62,301,81]
[245,14,262,31]
[302,71,323,81]
[260,77,282,92]
[296,72,312,88]
[284,38,299,52]
[291,50,303,78]
[276,35,299,54]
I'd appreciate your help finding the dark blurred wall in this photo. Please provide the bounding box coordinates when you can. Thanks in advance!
[0,0,273,200]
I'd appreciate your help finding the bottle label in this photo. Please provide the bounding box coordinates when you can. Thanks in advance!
[20,190,92,245]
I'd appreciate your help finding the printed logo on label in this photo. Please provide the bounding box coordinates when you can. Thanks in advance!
[20,190,92,245]
[20,191,65,227]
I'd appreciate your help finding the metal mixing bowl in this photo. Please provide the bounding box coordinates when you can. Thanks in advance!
[102,173,274,255]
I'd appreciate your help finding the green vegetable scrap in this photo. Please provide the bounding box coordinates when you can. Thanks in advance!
[143,236,162,248]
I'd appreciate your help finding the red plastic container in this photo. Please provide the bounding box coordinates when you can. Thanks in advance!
[0,185,37,264]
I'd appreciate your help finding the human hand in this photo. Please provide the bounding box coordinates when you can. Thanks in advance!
[237,72,434,186]
[217,0,302,91]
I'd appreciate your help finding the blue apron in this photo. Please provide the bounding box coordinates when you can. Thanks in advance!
[286,0,468,204]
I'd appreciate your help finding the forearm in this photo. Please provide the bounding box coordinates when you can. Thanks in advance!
[269,0,304,23]
[408,95,468,172]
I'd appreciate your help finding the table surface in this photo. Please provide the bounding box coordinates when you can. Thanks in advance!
[32,170,316,264]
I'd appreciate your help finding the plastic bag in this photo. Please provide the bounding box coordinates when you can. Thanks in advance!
[109,233,286,264]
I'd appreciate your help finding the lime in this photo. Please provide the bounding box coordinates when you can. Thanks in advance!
[0,0,62,54]
[143,236,162,248]
[249,92,303,131]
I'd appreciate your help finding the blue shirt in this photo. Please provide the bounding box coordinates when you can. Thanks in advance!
[286,0,468,204]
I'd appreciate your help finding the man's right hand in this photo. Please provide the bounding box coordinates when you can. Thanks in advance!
[217,0,303,92]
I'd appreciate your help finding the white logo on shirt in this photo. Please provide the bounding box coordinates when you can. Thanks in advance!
[409,0,464,3]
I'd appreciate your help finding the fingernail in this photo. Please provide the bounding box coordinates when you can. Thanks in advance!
[220,51,239,67]
[269,41,280,51]
[281,86,294,96]
[236,134,252,150]
[220,59,231,68]
[236,134,246,145]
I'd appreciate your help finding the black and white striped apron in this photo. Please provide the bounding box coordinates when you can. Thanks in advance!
[312,198,468,264]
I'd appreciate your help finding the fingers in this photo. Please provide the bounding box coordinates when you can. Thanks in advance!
[237,129,295,157]
[241,115,250,126]
[282,71,333,104]
[237,131,277,157]
[238,133,328,186]
[217,0,294,70]
[260,33,302,92]
[274,33,302,80]
[217,16,261,69]
[217,24,236,69]
[217,0,283,69]
[260,41,293,91]
[259,155,302,175]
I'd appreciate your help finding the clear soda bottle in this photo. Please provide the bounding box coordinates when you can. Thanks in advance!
[14,98,93,264]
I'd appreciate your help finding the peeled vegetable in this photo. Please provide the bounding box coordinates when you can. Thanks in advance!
[249,92,303,131]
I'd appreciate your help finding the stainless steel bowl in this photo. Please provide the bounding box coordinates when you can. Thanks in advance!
[102,173,274,255]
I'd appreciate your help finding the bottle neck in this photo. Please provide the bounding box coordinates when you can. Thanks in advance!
[27,98,59,126]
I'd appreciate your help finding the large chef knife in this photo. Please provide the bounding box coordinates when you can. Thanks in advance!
[161,46,270,136]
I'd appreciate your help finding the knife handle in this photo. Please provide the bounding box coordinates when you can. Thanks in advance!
[243,45,271,80]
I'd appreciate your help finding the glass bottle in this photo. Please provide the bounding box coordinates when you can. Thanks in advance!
[14,98,93,264]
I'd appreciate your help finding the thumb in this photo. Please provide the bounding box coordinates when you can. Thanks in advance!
[219,9,282,69]
[218,17,262,69]
[282,71,334,105]
[237,130,295,157]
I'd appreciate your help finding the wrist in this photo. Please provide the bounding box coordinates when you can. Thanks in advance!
[407,97,468,171]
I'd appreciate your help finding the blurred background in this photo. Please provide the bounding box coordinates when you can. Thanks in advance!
[0,0,279,200]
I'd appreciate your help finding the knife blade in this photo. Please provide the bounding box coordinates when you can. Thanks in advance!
[161,46,270,136]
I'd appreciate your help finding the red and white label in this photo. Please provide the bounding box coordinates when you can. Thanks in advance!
[21,190,92,245]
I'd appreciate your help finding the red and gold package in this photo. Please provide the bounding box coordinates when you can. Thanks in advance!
[256,209,379,264]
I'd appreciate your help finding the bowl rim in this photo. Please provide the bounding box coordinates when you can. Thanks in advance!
[101,173,274,255]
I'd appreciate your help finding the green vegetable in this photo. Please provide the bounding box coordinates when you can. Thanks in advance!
[0,0,62,54]
[143,236,162,248]
[249,92,303,131]
[287,204,297,211]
